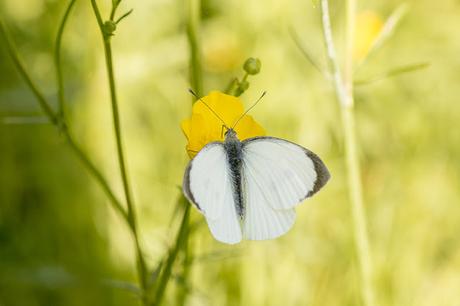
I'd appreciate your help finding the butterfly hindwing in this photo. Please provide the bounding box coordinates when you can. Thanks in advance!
[240,137,330,240]
[183,143,242,244]
[242,172,296,240]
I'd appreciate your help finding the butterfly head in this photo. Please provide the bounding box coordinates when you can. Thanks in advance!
[224,128,239,141]
[224,128,237,137]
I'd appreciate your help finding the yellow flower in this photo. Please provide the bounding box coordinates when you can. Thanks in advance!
[204,30,242,73]
[181,91,266,158]
[354,10,384,60]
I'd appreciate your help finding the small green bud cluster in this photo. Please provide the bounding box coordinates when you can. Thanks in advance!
[234,57,261,97]
[103,21,117,36]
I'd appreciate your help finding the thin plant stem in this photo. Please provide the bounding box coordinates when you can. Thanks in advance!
[0,19,128,221]
[90,0,148,298]
[64,130,128,218]
[0,20,58,124]
[319,1,376,306]
[115,9,134,25]
[176,229,192,305]
[174,1,204,303]
[152,201,191,306]
[110,0,121,22]
[319,1,349,108]
[344,0,356,95]
[186,0,203,96]
[55,0,77,121]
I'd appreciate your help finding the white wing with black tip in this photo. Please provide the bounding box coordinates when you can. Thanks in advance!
[183,143,242,244]
[241,137,330,240]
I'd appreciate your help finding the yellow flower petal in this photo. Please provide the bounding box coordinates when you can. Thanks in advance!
[234,115,265,140]
[182,91,266,158]
[181,119,192,141]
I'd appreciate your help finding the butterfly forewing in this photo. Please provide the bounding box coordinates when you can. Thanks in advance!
[242,137,330,210]
[240,137,330,240]
[183,143,242,244]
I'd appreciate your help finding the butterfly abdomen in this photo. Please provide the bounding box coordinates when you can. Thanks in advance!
[224,129,244,218]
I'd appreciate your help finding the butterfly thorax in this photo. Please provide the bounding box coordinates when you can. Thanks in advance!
[224,129,244,218]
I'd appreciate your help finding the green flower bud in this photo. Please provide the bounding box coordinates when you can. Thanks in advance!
[243,57,261,75]
[103,21,117,36]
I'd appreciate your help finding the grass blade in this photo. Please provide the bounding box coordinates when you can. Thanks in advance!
[355,62,429,85]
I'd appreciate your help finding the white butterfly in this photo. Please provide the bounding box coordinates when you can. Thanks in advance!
[183,93,330,244]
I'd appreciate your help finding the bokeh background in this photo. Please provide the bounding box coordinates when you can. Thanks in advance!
[1,0,460,305]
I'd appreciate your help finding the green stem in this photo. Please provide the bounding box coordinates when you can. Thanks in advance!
[64,129,128,218]
[319,1,376,306]
[152,202,191,306]
[344,0,356,95]
[173,1,204,304]
[0,20,58,124]
[175,211,191,306]
[90,0,148,299]
[224,78,238,94]
[342,108,375,306]
[241,72,249,83]
[55,0,77,121]
[110,0,121,21]
[186,0,203,96]
[0,18,128,221]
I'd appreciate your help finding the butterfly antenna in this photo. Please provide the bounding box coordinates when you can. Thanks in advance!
[188,89,228,129]
[232,91,266,129]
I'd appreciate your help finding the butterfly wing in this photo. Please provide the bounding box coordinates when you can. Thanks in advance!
[241,137,330,240]
[183,142,242,244]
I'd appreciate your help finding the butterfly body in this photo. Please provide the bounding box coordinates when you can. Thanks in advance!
[183,129,330,244]
[223,129,245,218]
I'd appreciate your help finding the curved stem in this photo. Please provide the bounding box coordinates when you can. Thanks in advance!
[0,18,128,221]
[0,20,58,124]
[319,1,376,306]
[55,0,77,121]
[90,0,148,298]
[64,129,128,219]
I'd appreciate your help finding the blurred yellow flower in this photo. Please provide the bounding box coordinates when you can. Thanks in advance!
[204,30,242,73]
[181,91,266,158]
[354,10,383,60]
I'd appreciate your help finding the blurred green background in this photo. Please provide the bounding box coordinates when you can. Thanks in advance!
[1,0,460,305]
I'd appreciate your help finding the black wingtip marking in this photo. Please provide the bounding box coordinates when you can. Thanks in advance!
[182,161,201,210]
[306,150,331,197]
